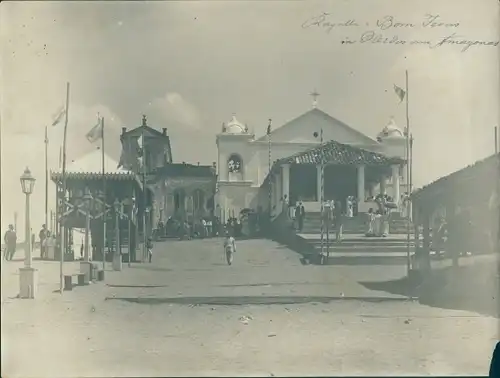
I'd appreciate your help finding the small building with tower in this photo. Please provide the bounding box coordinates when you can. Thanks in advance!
[51,115,217,262]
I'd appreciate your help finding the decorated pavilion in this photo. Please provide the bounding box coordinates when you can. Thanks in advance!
[51,150,145,262]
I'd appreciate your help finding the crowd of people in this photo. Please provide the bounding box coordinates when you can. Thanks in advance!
[155,216,224,240]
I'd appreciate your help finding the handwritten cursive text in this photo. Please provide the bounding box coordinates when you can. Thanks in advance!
[431,33,499,52]
[302,12,498,52]
[422,14,460,28]
[302,12,359,33]
[376,16,415,31]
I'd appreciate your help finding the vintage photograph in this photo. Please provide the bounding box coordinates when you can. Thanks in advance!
[1,0,499,376]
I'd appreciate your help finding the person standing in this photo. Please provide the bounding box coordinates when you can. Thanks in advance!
[333,200,344,242]
[295,201,306,232]
[346,196,354,218]
[4,224,17,261]
[365,208,375,237]
[39,224,48,259]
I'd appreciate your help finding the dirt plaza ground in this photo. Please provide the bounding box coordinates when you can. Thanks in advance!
[2,238,498,377]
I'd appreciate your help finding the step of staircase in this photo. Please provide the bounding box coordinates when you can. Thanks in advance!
[321,254,415,265]
[297,233,417,265]
[300,213,414,235]
[308,245,415,253]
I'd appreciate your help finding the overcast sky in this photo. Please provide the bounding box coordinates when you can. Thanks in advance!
[1,0,498,237]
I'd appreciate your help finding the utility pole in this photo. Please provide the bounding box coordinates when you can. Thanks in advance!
[314,128,325,264]
[495,126,498,155]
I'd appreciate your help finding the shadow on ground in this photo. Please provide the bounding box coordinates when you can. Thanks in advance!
[106,295,413,306]
[360,257,500,318]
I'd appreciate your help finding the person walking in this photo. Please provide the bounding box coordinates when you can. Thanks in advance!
[223,230,236,266]
[4,224,17,261]
[146,237,154,263]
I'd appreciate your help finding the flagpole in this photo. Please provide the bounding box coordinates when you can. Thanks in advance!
[495,126,498,155]
[142,118,147,263]
[268,119,272,220]
[59,82,70,294]
[45,126,49,238]
[405,70,411,276]
[101,117,107,275]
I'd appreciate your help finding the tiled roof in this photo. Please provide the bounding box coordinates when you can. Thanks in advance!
[152,163,216,178]
[277,140,404,166]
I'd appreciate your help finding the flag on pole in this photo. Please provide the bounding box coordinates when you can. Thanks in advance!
[85,118,103,143]
[51,106,66,127]
[266,119,272,135]
[394,84,406,103]
[44,126,49,144]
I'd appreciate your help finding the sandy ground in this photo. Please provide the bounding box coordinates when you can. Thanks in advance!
[2,238,498,377]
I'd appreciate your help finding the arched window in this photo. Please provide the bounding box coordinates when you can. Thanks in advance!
[227,153,244,181]
[227,154,243,174]
[193,189,205,211]
[174,189,186,211]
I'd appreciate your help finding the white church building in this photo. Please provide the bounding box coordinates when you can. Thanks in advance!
[215,102,409,221]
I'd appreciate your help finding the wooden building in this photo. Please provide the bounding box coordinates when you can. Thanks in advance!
[411,153,499,270]
[51,151,146,262]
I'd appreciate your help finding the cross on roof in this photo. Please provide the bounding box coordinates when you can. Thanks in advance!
[310,90,320,108]
[142,114,148,127]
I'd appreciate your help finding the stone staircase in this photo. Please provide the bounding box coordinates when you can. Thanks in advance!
[301,211,413,234]
[298,211,416,265]
[298,234,416,265]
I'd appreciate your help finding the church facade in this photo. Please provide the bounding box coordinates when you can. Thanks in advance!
[216,106,409,220]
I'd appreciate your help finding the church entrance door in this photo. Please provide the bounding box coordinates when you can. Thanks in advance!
[173,189,186,219]
[289,165,317,205]
[324,165,357,204]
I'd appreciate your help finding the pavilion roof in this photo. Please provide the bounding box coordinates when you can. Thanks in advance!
[51,149,137,181]
[277,139,404,167]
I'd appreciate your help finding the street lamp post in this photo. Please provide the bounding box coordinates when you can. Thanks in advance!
[112,198,123,271]
[80,187,93,284]
[19,167,38,299]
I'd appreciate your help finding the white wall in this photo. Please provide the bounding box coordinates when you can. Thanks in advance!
[218,183,259,217]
